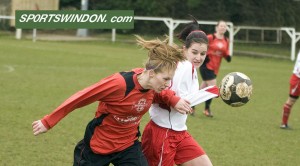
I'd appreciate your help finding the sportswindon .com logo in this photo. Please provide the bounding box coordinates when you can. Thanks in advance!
[15,10,134,29]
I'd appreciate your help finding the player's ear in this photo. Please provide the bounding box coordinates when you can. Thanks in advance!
[149,69,155,78]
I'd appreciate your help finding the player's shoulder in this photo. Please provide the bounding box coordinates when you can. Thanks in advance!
[207,34,214,39]
[118,68,143,87]
[176,61,194,76]
[103,72,126,87]
[117,68,142,78]
[106,69,139,87]
[178,61,193,70]
[131,68,144,74]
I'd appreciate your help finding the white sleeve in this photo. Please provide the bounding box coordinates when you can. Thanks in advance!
[189,86,219,106]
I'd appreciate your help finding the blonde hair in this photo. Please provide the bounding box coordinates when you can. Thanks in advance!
[135,35,186,73]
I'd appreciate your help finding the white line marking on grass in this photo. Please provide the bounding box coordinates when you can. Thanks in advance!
[1,65,15,73]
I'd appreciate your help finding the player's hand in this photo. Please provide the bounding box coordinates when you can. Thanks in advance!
[174,99,192,114]
[225,56,231,62]
[32,120,48,136]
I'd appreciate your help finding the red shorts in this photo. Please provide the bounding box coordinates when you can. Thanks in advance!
[141,120,205,166]
[289,74,300,97]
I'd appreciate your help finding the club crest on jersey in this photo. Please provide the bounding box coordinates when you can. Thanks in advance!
[216,42,224,49]
[133,98,148,112]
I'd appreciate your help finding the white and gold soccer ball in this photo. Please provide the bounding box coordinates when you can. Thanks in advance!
[219,72,253,107]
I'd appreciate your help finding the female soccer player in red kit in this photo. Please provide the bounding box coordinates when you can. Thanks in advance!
[142,16,219,166]
[31,36,192,166]
[199,20,231,117]
[280,50,300,129]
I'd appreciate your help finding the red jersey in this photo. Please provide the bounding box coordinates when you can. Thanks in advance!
[41,68,180,154]
[206,34,230,75]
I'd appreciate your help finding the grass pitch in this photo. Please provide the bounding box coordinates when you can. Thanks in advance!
[0,36,299,166]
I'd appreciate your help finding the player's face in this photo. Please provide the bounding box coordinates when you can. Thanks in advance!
[184,42,208,68]
[150,69,175,93]
[216,21,227,35]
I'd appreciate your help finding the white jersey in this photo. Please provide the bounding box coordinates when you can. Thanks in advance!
[149,61,219,131]
[293,50,300,78]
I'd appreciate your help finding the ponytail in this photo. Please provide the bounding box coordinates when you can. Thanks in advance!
[177,15,208,48]
[135,35,186,73]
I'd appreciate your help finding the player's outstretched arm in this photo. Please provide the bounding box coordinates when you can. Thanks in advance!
[32,120,48,136]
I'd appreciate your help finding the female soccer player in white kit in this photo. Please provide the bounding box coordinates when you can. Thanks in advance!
[141,17,219,166]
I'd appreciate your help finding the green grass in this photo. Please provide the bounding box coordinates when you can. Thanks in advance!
[1,36,300,166]
[234,42,291,58]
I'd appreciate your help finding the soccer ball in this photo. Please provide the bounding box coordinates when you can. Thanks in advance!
[219,72,252,107]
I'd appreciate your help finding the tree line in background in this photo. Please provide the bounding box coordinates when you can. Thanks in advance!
[60,0,300,34]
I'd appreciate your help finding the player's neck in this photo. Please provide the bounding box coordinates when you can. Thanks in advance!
[215,33,224,39]
[137,72,150,90]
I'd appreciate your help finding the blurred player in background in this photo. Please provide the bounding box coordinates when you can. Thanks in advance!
[142,16,219,166]
[280,50,300,129]
[199,20,231,117]
[31,36,192,166]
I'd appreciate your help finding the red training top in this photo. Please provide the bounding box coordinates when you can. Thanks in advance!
[41,68,180,154]
[206,34,230,75]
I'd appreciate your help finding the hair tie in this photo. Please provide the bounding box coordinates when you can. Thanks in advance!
[189,30,206,36]
[186,30,207,40]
